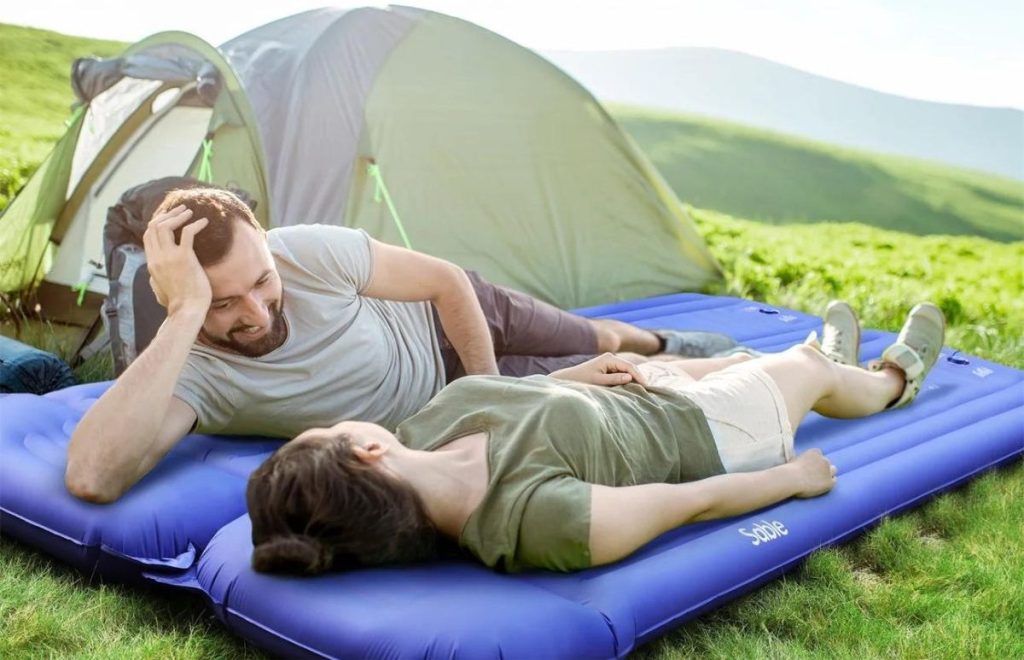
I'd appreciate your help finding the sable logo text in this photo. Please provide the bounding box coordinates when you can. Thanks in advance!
[739,520,789,546]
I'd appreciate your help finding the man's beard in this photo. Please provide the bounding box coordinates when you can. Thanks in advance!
[201,298,288,358]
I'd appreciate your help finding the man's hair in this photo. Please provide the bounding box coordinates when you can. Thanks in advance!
[154,188,263,267]
[246,434,438,575]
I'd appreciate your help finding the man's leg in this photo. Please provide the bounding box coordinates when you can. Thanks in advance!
[589,319,661,354]
[443,271,742,377]
[460,271,734,358]
[459,271,603,359]
[432,271,603,378]
[589,318,743,358]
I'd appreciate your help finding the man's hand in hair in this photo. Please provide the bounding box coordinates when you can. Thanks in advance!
[144,204,212,316]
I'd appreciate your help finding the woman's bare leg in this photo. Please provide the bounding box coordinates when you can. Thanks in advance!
[726,344,904,428]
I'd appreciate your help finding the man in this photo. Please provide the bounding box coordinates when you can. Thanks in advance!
[65,188,736,503]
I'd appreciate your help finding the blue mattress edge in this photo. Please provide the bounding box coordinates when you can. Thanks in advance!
[631,451,1023,651]
[624,411,1024,650]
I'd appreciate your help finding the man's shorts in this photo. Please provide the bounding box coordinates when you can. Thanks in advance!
[435,271,599,381]
[638,361,796,473]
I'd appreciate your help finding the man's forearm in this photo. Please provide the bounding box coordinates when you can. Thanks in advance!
[433,270,498,375]
[65,307,205,501]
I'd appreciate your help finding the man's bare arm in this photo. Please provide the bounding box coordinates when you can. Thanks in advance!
[588,450,837,566]
[65,316,201,502]
[363,239,498,375]
[65,205,210,503]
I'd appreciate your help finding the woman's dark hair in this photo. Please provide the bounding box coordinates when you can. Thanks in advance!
[246,434,438,575]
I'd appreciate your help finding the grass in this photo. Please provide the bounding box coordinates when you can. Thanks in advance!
[1,20,1022,659]
[0,24,123,167]
[637,462,1024,658]
[0,535,262,658]
[0,24,123,211]
[612,105,1024,243]
[693,210,1023,369]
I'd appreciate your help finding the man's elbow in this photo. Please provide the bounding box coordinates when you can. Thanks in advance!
[64,463,123,504]
[431,262,471,298]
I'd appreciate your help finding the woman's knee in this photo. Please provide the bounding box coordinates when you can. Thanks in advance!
[783,343,828,366]
[751,344,839,427]
[784,344,839,390]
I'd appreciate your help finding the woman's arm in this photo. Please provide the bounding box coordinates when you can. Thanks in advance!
[588,450,836,566]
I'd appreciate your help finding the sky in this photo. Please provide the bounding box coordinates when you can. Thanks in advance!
[4,0,1022,109]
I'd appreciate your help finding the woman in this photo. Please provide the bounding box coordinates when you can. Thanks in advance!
[247,302,945,573]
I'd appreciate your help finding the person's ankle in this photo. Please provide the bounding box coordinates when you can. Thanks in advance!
[879,363,907,408]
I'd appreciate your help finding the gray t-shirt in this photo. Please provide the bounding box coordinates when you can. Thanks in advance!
[173,224,445,437]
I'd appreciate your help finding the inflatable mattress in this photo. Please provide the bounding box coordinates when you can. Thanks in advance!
[2,293,1021,658]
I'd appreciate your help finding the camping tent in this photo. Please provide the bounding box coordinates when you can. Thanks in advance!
[0,5,722,328]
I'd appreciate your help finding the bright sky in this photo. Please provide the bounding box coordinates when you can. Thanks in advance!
[5,0,1023,109]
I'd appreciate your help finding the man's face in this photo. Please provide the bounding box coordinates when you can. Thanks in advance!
[199,223,287,357]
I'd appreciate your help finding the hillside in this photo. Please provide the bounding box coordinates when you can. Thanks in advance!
[611,105,1024,242]
[0,23,124,165]
[546,47,1024,181]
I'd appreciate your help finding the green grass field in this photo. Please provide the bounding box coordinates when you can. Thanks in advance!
[0,24,122,166]
[1,22,1022,659]
[612,105,1024,243]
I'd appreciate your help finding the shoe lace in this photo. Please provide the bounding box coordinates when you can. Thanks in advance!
[823,328,844,355]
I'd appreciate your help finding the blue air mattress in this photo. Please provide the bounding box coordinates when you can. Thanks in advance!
[0,381,282,582]
[1,293,1021,658]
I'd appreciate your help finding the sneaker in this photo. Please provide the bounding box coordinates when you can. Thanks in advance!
[875,303,946,409]
[654,330,737,358]
[804,300,860,366]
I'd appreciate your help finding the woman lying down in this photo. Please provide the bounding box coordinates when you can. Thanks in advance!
[247,302,945,573]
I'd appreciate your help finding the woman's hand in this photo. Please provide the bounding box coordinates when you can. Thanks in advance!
[788,449,838,498]
[549,353,648,388]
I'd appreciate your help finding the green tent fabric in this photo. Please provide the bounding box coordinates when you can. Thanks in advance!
[345,12,721,306]
[0,111,84,292]
[1,6,721,312]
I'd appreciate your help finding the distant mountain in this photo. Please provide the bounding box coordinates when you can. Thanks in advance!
[543,48,1024,181]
